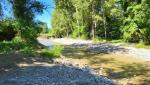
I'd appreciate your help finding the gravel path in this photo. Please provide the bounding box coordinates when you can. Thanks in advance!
[0,63,117,85]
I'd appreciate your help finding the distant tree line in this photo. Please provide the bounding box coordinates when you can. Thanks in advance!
[50,0,150,45]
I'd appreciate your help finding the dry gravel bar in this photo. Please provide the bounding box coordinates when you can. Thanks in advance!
[0,62,119,85]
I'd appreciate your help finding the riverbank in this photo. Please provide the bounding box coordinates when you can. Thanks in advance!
[36,38,150,84]
[38,37,150,62]
[0,54,118,85]
[0,38,149,85]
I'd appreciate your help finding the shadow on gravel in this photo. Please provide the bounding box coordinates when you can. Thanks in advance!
[0,65,117,85]
[85,43,127,54]
[62,44,150,85]
[107,63,150,85]
[108,63,150,79]
[62,43,128,59]
[0,52,52,72]
[142,78,150,85]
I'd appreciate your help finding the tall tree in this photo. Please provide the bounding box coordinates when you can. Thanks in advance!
[51,0,150,45]
[8,0,46,42]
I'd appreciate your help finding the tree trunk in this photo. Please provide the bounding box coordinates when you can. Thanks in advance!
[75,7,80,38]
[92,21,97,39]
[101,0,107,40]
[94,21,97,36]
[66,28,69,37]
[103,12,107,39]
[92,22,94,39]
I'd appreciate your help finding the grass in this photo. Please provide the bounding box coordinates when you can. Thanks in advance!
[63,47,150,85]
[0,37,33,54]
[109,39,123,43]
[118,42,150,49]
[93,38,105,44]
[37,45,64,59]
[93,38,123,44]
[0,36,64,58]
[135,43,150,49]
[93,38,150,50]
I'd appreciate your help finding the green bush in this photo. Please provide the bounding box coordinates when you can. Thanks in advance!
[93,37,104,43]
[135,42,150,49]
[20,47,34,57]
[40,45,64,59]
[50,45,64,57]
[0,41,12,53]
[0,36,33,54]
[71,26,88,39]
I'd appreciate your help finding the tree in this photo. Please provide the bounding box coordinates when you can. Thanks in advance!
[8,0,46,43]
[37,21,48,33]
[122,0,150,44]
[0,4,2,17]
[10,0,45,23]
[51,0,75,38]
[51,0,150,45]
[0,1,4,19]
[0,18,17,41]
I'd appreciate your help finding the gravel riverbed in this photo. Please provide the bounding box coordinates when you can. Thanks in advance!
[0,38,149,85]
[38,38,150,62]
[0,62,118,85]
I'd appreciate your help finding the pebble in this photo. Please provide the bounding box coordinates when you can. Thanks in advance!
[0,62,118,85]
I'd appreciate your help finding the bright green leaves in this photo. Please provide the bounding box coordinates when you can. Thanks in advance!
[51,0,150,44]
[123,21,138,42]
[122,0,150,44]
[51,0,124,39]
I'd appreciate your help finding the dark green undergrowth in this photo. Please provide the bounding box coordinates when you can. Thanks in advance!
[0,37,35,56]
[0,37,27,52]
[93,38,150,50]
[0,36,63,59]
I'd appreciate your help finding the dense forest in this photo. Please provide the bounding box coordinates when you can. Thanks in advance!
[50,0,150,45]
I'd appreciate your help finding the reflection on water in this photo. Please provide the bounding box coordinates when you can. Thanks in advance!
[48,45,53,49]
[38,38,53,49]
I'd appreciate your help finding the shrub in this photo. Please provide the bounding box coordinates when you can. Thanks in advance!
[93,37,104,43]
[20,47,34,57]
[0,36,32,54]
[135,41,150,49]
[40,45,64,59]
